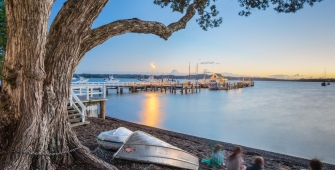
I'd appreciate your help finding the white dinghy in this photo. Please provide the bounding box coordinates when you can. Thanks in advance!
[97,127,133,150]
[113,131,199,170]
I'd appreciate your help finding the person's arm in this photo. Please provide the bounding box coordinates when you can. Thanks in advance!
[239,157,247,170]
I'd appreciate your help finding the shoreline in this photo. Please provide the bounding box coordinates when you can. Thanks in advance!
[73,117,335,170]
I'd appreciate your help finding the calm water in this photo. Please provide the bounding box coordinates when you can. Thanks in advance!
[84,78,335,164]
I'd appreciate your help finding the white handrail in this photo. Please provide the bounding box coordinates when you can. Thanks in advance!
[70,90,86,122]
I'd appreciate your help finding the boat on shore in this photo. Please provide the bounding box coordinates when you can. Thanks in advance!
[97,127,133,150]
[104,75,120,83]
[113,131,199,170]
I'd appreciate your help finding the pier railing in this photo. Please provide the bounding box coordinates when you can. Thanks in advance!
[69,90,86,122]
[71,85,106,100]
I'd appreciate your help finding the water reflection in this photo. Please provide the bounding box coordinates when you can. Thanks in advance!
[106,81,335,164]
[140,93,163,127]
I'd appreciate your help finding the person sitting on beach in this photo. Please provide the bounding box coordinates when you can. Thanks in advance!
[246,156,264,170]
[226,146,246,170]
[201,144,224,167]
[307,158,323,170]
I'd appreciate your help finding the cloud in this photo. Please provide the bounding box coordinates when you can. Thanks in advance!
[268,74,306,79]
[221,72,252,77]
[200,61,215,64]
[203,69,212,73]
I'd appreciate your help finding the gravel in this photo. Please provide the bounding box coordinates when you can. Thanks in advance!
[72,117,335,170]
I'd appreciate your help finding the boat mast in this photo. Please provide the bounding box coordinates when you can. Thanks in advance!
[204,69,205,80]
[189,62,190,80]
[196,63,198,81]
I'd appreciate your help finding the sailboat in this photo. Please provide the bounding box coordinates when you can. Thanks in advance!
[321,68,327,86]
[199,69,208,88]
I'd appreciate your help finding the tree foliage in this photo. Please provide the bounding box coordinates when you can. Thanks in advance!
[154,0,222,30]
[237,0,323,16]
[154,0,323,30]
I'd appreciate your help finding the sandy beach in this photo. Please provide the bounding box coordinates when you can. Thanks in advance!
[72,117,335,170]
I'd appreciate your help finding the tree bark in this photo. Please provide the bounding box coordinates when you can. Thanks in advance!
[0,0,116,169]
[0,0,51,169]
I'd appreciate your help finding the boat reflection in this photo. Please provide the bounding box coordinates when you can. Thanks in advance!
[140,93,164,127]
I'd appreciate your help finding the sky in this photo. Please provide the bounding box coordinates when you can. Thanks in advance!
[50,0,335,78]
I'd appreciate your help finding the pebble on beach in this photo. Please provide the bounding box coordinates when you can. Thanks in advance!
[72,117,335,170]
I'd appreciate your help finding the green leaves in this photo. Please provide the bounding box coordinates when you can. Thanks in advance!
[195,3,222,31]
[153,0,222,31]
[153,0,323,30]
[238,0,323,16]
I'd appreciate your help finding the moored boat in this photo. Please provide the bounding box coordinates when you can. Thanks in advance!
[208,80,218,90]
[321,68,327,86]
[113,131,199,170]
[144,75,155,82]
[76,76,89,83]
[104,75,120,83]
[97,127,133,150]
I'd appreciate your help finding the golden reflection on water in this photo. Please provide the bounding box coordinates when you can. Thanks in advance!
[237,88,242,94]
[228,87,243,95]
[139,93,163,127]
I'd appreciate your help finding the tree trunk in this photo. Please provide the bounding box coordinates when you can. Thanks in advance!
[0,0,51,168]
[0,0,116,169]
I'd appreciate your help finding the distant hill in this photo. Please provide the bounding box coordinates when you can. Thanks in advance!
[170,69,181,75]
[74,73,335,82]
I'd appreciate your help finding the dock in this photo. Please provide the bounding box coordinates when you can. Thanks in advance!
[68,81,201,127]
[71,81,202,94]
[68,80,253,127]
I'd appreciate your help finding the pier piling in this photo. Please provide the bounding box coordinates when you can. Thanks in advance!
[100,100,106,119]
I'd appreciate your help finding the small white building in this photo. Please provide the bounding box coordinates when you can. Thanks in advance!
[209,73,228,84]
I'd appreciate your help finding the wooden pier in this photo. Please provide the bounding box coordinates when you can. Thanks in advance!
[71,81,201,95]
[68,80,253,126]
[68,82,201,126]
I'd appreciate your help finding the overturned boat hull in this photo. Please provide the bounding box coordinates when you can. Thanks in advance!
[97,139,123,151]
[97,127,133,150]
[113,131,199,170]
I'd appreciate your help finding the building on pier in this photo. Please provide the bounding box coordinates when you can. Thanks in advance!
[209,73,228,84]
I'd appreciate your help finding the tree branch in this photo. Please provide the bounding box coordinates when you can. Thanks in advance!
[80,2,199,56]
[45,0,108,81]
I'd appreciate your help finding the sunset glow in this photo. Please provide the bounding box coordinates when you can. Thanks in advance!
[49,0,335,78]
